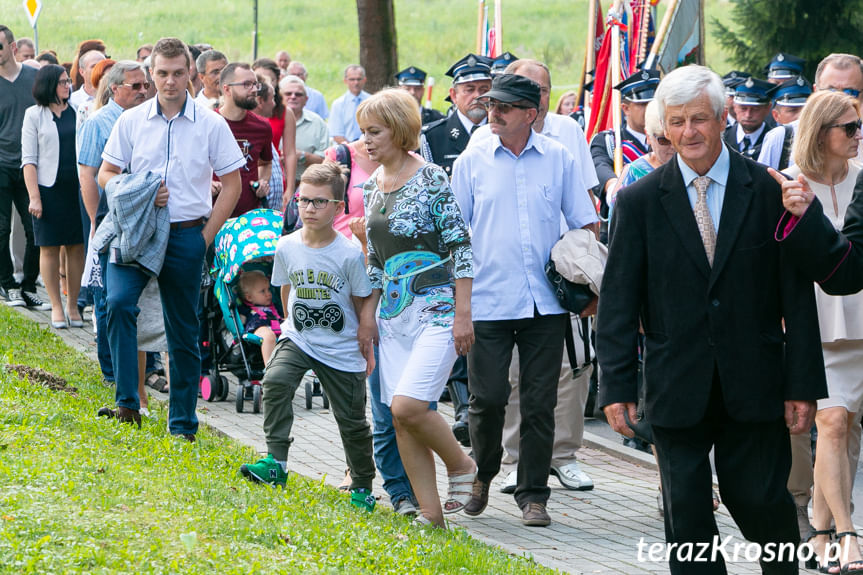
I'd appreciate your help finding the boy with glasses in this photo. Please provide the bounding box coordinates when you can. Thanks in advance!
[239,163,377,513]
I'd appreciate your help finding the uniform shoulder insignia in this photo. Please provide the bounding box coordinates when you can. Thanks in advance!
[450,127,461,139]
[422,117,447,133]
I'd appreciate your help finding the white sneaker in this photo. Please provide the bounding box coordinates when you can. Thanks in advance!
[550,461,594,491]
[500,469,517,494]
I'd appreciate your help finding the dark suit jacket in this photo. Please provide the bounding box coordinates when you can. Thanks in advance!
[722,120,773,161]
[420,113,473,177]
[597,147,827,428]
[778,168,863,295]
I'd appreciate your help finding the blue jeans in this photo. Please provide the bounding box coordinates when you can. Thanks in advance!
[105,225,206,435]
[367,346,437,503]
[91,253,113,382]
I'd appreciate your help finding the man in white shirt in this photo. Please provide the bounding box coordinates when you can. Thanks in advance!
[194,49,227,108]
[69,49,105,112]
[97,38,244,439]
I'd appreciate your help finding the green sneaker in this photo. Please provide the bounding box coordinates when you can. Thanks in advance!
[240,454,287,487]
[350,488,376,512]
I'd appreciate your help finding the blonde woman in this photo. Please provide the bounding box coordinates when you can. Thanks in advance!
[356,89,476,528]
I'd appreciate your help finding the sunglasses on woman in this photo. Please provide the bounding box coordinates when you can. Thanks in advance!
[652,134,672,146]
[829,118,862,138]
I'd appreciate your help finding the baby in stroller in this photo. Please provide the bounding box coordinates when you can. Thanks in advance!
[237,269,282,363]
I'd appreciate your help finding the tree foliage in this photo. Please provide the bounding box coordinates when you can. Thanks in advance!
[712,0,863,80]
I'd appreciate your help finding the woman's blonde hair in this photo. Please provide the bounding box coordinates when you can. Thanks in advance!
[794,90,860,176]
[356,88,422,152]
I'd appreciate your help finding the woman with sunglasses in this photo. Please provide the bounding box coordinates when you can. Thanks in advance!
[780,89,863,574]
[608,100,676,222]
[20,64,85,328]
[356,89,476,528]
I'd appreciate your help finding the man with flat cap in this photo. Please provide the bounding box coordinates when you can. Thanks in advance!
[451,74,598,527]
[721,71,750,128]
[766,53,806,85]
[395,66,443,126]
[757,76,812,171]
[419,53,492,445]
[590,68,659,243]
[723,77,776,160]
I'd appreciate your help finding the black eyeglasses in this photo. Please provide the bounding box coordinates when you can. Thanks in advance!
[296,197,340,209]
[122,82,150,91]
[829,118,862,138]
[828,87,862,98]
[227,80,261,90]
[479,100,533,114]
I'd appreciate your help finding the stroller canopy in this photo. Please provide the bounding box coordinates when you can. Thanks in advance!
[214,208,283,284]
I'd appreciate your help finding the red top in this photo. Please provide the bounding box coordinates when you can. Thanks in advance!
[269,114,285,153]
[219,112,274,217]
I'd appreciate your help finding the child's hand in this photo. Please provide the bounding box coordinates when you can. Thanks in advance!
[349,217,367,245]
[357,318,378,376]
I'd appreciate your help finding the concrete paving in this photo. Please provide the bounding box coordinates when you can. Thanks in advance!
[11,297,825,574]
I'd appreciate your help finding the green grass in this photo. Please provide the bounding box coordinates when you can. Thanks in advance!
[2,0,739,108]
[0,305,555,574]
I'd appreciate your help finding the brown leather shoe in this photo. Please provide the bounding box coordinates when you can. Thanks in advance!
[521,502,551,526]
[175,434,196,443]
[463,479,490,516]
[97,406,141,428]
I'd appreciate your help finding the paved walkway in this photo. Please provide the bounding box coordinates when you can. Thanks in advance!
[12,298,819,574]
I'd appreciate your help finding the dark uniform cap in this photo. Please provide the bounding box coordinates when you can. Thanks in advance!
[772,76,812,107]
[395,66,427,86]
[490,51,518,75]
[766,53,806,80]
[446,54,493,85]
[733,77,775,106]
[477,73,541,107]
[614,69,660,103]
[722,70,751,95]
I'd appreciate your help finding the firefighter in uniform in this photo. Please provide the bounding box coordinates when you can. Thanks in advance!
[589,68,659,243]
[722,76,776,161]
[395,66,444,126]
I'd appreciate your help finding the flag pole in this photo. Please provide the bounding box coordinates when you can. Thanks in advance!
[697,0,705,64]
[476,0,485,53]
[645,0,679,70]
[494,0,503,54]
[610,0,624,174]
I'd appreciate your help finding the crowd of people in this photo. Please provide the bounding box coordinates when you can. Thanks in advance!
[4,21,863,573]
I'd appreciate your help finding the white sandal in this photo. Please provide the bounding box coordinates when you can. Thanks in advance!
[443,464,477,514]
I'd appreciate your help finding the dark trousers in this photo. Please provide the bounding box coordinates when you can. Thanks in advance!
[105,225,206,435]
[652,375,798,575]
[0,166,39,291]
[468,310,567,507]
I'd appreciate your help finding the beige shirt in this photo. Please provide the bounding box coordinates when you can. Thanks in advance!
[787,162,863,342]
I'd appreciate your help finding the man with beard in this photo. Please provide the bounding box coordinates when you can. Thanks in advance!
[215,62,273,218]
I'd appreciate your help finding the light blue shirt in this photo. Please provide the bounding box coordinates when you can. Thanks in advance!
[328,89,370,142]
[452,131,599,321]
[676,144,730,234]
[304,86,328,120]
[78,99,123,170]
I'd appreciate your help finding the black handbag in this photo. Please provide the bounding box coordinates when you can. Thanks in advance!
[545,258,595,315]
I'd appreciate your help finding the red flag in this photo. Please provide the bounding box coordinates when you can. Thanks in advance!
[587,23,613,139]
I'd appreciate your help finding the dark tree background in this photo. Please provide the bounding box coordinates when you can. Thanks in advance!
[356,0,398,93]
[713,0,863,80]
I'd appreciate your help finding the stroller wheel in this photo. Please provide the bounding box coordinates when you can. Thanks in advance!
[201,375,216,402]
[253,385,262,414]
[322,387,329,409]
[218,375,229,401]
[305,380,313,410]
[235,383,245,413]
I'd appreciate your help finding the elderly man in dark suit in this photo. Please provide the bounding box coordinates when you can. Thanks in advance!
[597,64,827,575]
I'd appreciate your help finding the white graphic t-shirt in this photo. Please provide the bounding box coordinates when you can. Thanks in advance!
[271,231,372,372]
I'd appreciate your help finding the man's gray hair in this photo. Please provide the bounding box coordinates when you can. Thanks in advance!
[344,64,365,78]
[79,49,104,69]
[103,60,143,91]
[279,74,306,95]
[16,37,34,50]
[195,49,227,74]
[654,65,725,127]
[815,53,863,86]
[287,61,307,79]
